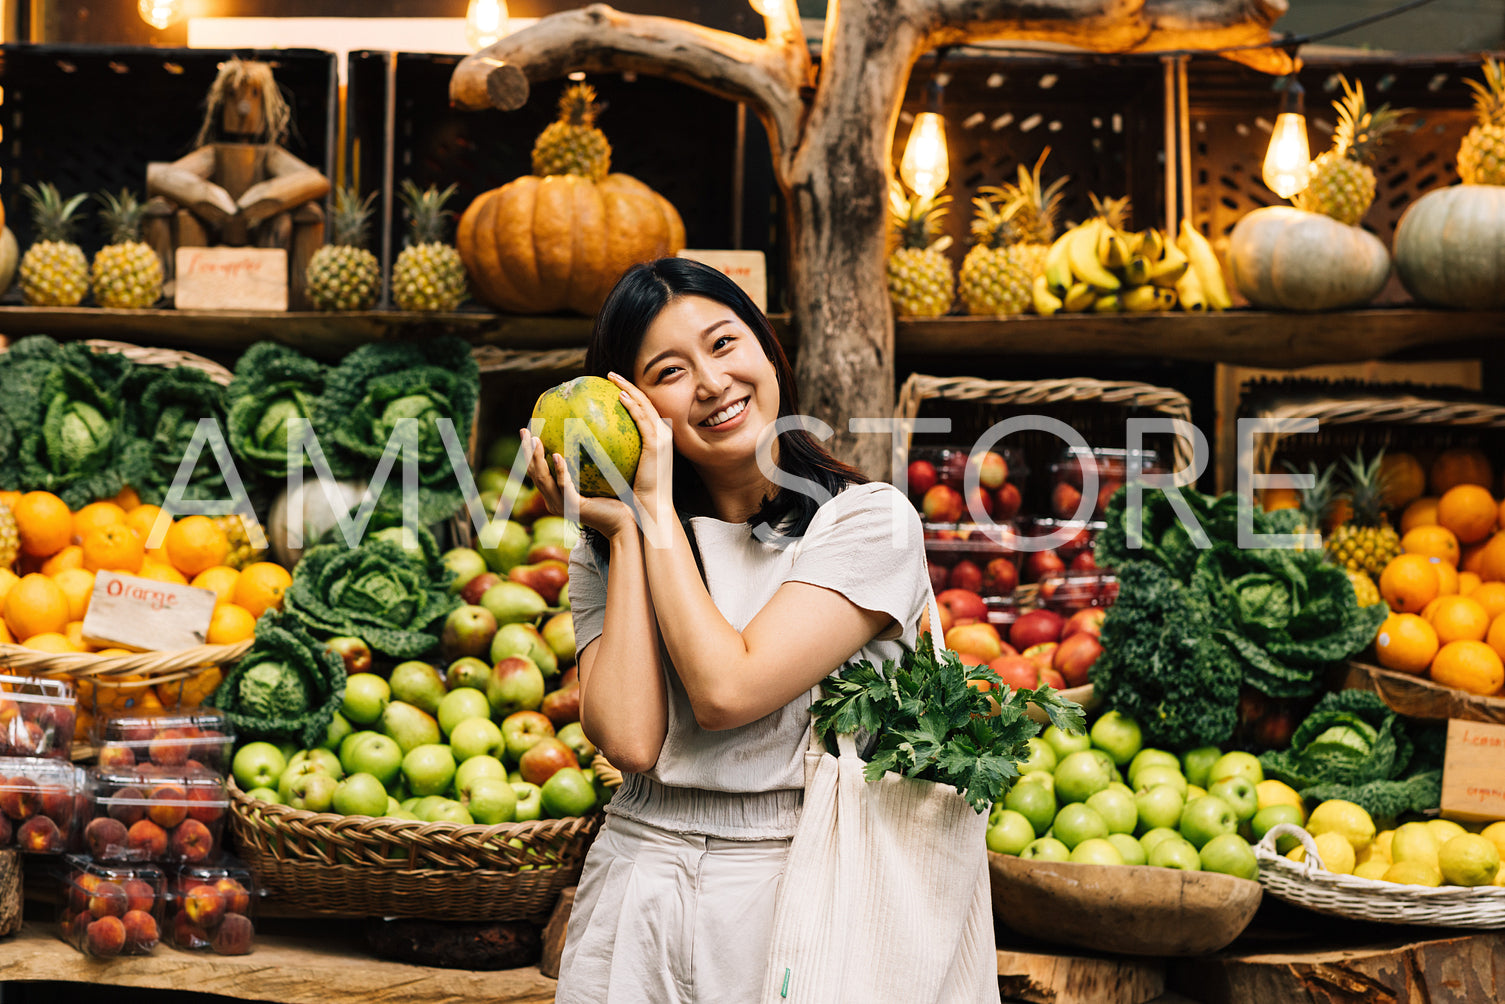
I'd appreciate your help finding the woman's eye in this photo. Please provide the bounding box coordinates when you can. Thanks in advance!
[656,366,680,381]
[714,335,734,351]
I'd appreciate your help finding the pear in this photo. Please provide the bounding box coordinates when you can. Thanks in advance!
[389,661,449,715]
[380,700,442,754]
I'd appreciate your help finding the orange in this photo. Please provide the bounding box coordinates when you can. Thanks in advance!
[1500,497,1505,535]
[70,501,127,544]
[1460,571,1484,595]
[174,665,223,708]
[112,485,141,512]
[52,568,96,621]
[1431,448,1493,496]
[1470,582,1505,621]
[3,573,70,641]
[1379,554,1440,614]
[64,621,89,651]
[1380,452,1427,509]
[21,632,75,653]
[1465,540,1491,576]
[1488,614,1505,662]
[1432,559,1460,597]
[1261,487,1300,512]
[81,524,145,574]
[0,490,20,513]
[13,491,72,557]
[126,505,170,546]
[234,562,291,618]
[1324,498,1353,533]
[1375,612,1440,674]
[1420,597,1442,622]
[163,515,229,578]
[1400,525,1460,567]
[1428,595,1491,645]
[1480,532,1505,583]
[190,566,241,606]
[39,546,84,576]
[0,622,12,645]
[1400,497,1440,534]
[0,568,19,607]
[136,562,188,586]
[206,603,257,645]
[1430,640,1505,696]
[1437,484,1498,545]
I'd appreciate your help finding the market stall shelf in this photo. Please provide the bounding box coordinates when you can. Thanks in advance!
[1346,660,1505,724]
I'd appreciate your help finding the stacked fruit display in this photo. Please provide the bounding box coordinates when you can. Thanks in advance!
[936,596,1104,695]
[1278,803,1505,889]
[165,857,258,954]
[986,709,1276,880]
[59,854,166,958]
[80,763,230,865]
[0,755,79,854]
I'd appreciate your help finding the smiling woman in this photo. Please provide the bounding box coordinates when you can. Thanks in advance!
[516,258,975,1003]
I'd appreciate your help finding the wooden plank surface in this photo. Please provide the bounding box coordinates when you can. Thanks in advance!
[0,922,559,1004]
[997,948,1165,1004]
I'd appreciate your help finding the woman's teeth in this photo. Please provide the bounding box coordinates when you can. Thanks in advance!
[702,398,747,427]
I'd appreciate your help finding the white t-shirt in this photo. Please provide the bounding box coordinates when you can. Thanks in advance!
[568,481,929,839]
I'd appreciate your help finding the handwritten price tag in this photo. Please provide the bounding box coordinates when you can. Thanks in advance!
[174,247,288,311]
[81,571,218,652]
[678,250,767,311]
[1440,718,1505,822]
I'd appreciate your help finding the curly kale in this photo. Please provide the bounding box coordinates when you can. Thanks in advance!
[207,612,347,748]
[225,342,336,481]
[125,364,234,505]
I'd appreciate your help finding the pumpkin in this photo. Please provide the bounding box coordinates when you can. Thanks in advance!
[1393,185,1505,309]
[456,173,685,316]
[267,477,369,568]
[0,228,16,295]
[1226,206,1391,311]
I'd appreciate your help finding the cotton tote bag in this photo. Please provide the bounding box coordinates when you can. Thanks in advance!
[761,594,998,1003]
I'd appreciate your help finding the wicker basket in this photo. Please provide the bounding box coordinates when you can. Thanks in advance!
[1346,660,1505,725]
[1255,823,1505,929]
[228,780,601,921]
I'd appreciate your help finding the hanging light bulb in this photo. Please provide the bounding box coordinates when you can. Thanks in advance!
[466,0,510,51]
[900,80,949,199]
[1263,77,1311,200]
[137,0,181,31]
[748,0,791,34]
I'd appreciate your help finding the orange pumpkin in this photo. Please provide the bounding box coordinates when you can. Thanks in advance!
[457,173,685,316]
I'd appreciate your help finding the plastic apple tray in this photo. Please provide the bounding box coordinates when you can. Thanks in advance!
[59,854,166,957]
[0,674,77,760]
[1048,446,1166,521]
[227,779,602,921]
[924,522,1024,600]
[82,764,229,864]
[166,855,259,954]
[1037,570,1121,615]
[907,444,1028,524]
[0,756,79,853]
[92,707,235,774]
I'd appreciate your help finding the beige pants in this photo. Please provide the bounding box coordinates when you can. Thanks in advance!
[556,813,791,1003]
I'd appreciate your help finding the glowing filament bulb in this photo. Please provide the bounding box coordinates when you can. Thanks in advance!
[466,0,509,51]
[1263,112,1312,199]
[138,0,181,30]
[900,112,949,200]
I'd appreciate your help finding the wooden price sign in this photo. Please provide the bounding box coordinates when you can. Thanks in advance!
[80,571,218,653]
[174,247,288,311]
[1440,718,1505,823]
[677,250,767,311]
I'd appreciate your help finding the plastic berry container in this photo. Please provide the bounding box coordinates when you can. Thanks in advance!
[166,856,258,955]
[83,764,229,864]
[1048,446,1165,520]
[922,522,1024,600]
[907,444,1028,523]
[92,707,235,773]
[1037,570,1121,615]
[0,674,77,760]
[0,756,79,853]
[59,853,166,957]
[1019,518,1108,582]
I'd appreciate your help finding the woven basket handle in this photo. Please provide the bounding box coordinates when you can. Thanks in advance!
[1257,822,1325,871]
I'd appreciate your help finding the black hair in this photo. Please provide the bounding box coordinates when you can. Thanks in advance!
[583,257,867,563]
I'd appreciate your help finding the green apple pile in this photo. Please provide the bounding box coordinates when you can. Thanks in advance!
[986,709,1296,880]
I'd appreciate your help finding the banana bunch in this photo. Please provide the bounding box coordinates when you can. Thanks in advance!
[1033,216,1232,315]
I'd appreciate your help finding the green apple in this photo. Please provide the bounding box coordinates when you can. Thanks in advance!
[1017,737,1057,775]
[441,547,489,594]
[1004,779,1057,836]
[385,796,402,816]
[501,710,556,764]
[512,781,543,822]
[1042,724,1092,759]
[320,711,354,752]
[1134,785,1186,835]
[245,786,281,804]
[379,700,442,754]
[1199,832,1258,880]
[388,661,448,716]
[1086,787,1137,835]
[287,747,343,779]
[278,759,336,803]
[1148,837,1202,871]
[1139,827,1182,855]
[332,772,390,817]
[1020,837,1070,862]
[530,516,580,552]
[286,771,338,812]
[1106,781,1135,801]
[556,722,597,767]
[462,776,518,825]
[455,754,508,792]
[1127,748,1180,787]
[541,767,598,817]
[232,742,287,791]
[986,810,1036,855]
[1209,775,1259,822]
[1180,795,1239,850]
[437,687,493,738]
[450,717,505,763]
[1181,745,1223,789]
[341,673,391,725]
[1052,803,1109,850]
[1019,770,1055,800]
[1088,711,1143,767]
[1053,750,1112,805]
[340,732,404,788]
[1069,837,1124,866]
[1208,750,1263,786]
[419,797,474,825]
[401,744,457,797]
[1107,832,1147,866]
[1251,804,1305,853]
[446,656,493,693]
[487,656,547,717]
[477,519,531,574]
[1133,764,1188,798]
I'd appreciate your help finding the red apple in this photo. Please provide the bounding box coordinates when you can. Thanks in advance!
[1009,609,1064,651]
[518,737,578,786]
[993,482,1022,520]
[1022,643,1058,673]
[1096,480,1124,515]
[945,623,1003,662]
[981,557,1018,596]
[938,452,969,489]
[1070,550,1098,571]
[936,588,987,623]
[1038,667,1067,689]
[1025,549,1066,583]
[922,485,964,524]
[1051,481,1084,519]
[927,560,949,594]
[989,655,1040,691]
[1061,608,1106,641]
[907,459,938,496]
[947,560,984,594]
[971,450,1009,490]
[963,486,994,521]
[1052,632,1103,687]
[459,571,503,607]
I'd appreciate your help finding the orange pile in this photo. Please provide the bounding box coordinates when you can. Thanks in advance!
[1374,453,1505,697]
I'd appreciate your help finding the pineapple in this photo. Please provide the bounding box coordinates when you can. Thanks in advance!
[215,514,267,570]
[18,183,90,307]
[306,187,381,311]
[1458,56,1505,186]
[1325,449,1402,577]
[1089,192,1133,230]
[886,182,953,318]
[0,500,17,569]
[959,151,1068,315]
[90,190,163,309]
[1287,458,1338,547]
[532,83,611,182]
[1294,77,1409,225]
[1346,567,1382,607]
[391,181,467,312]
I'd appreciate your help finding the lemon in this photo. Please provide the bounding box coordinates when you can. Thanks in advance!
[1354,859,1391,880]
[1427,818,1468,846]
[1373,829,1395,862]
[1255,779,1306,818]
[1390,821,1439,869]
[1383,860,1442,886]
[1438,834,1501,887]
[1495,863,1505,887]
[1307,799,1376,855]
[1289,831,1357,874]
[1480,821,1505,862]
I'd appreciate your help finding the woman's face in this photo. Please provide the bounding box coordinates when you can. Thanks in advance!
[632,294,781,475]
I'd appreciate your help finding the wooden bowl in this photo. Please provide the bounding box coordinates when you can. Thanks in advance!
[989,852,1263,956]
[1346,660,1505,724]
[1025,683,1098,724]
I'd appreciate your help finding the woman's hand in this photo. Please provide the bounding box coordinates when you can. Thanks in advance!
[608,372,675,510]
[520,428,635,539]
